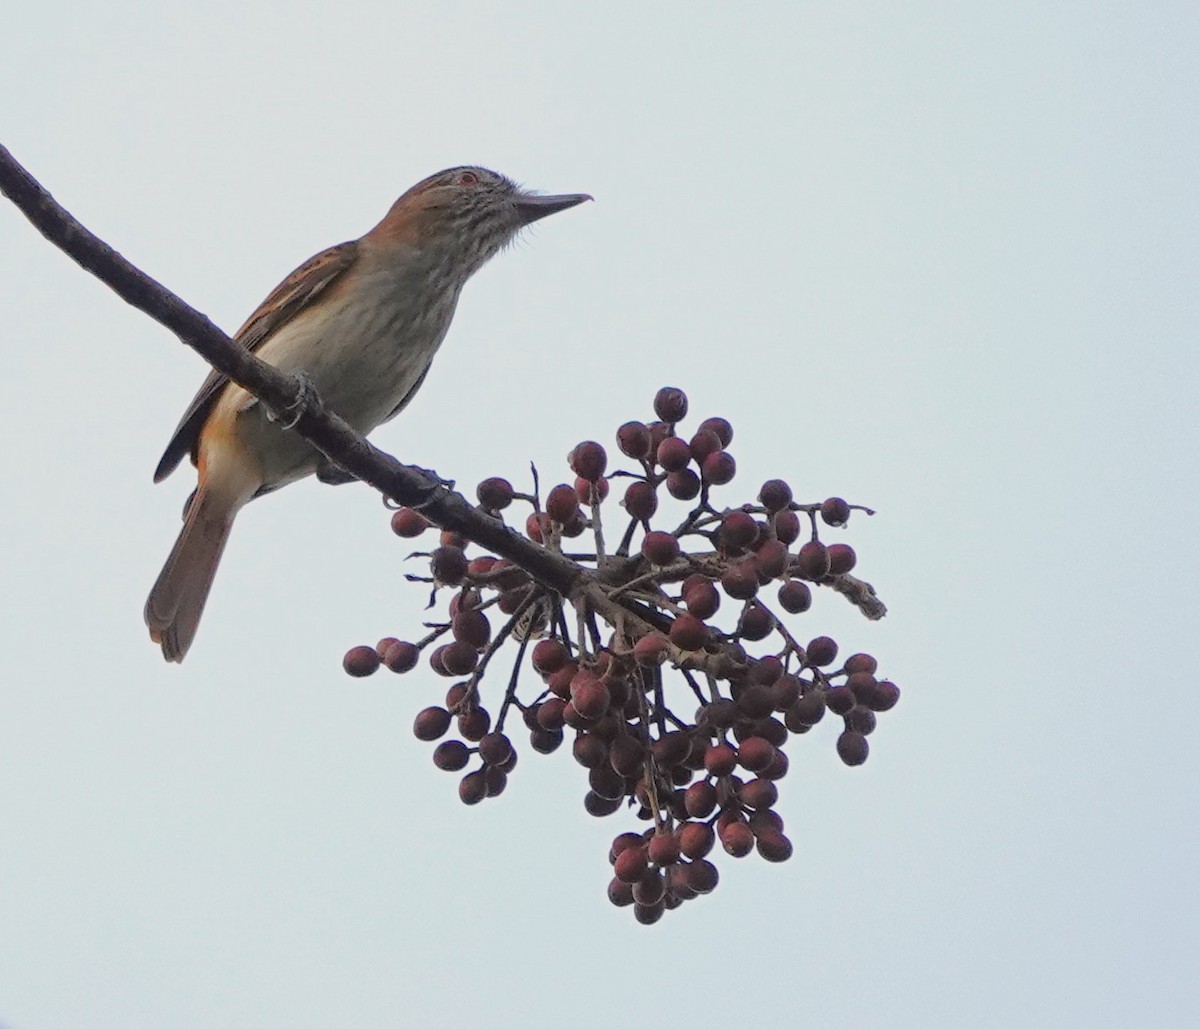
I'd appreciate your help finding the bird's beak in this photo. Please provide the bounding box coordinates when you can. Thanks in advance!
[514,192,593,225]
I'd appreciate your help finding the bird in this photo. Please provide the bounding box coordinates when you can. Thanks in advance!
[145,166,591,662]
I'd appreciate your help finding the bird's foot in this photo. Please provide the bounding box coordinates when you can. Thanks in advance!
[316,460,358,486]
[268,372,320,429]
[409,467,456,510]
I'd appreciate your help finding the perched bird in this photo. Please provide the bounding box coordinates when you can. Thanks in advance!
[145,166,590,662]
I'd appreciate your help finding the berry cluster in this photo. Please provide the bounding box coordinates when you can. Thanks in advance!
[342,387,900,924]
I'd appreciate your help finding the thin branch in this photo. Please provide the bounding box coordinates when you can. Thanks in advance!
[0,143,588,600]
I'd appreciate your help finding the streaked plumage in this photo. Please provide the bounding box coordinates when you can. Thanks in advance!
[145,167,590,661]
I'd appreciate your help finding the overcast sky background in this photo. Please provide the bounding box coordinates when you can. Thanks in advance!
[2,3,1197,1027]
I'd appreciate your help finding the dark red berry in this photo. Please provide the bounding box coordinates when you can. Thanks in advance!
[573,734,609,769]
[525,512,549,542]
[652,732,692,768]
[820,496,852,526]
[623,480,658,521]
[737,684,775,721]
[588,766,625,801]
[687,858,720,893]
[869,680,901,712]
[440,641,478,676]
[704,743,737,777]
[617,421,652,460]
[390,507,429,538]
[827,543,857,575]
[432,740,470,771]
[755,829,794,862]
[772,509,801,545]
[683,579,720,619]
[545,483,581,524]
[633,869,667,906]
[413,706,452,741]
[697,416,733,448]
[476,477,514,510]
[457,707,491,741]
[489,560,528,591]
[458,771,487,805]
[654,386,689,423]
[847,671,879,704]
[737,602,774,641]
[655,437,691,474]
[614,846,648,883]
[770,674,801,710]
[479,732,513,766]
[806,635,839,667]
[688,428,723,464]
[721,821,755,857]
[844,653,879,675]
[737,737,775,774]
[571,674,610,720]
[846,707,877,735]
[633,633,671,667]
[678,822,715,860]
[738,778,779,810]
[684,781,718,818]
[720,511,758,552]
[576,475,609,504]
[825,685,856,715]
[607,878,635,907]
[702,451,736,485]
[721,561,759,601]
[530,727,564,754]
[343,645,380,677]
[762,749,790,781]
[754,539,789,580]
[665,468,701,500]
[797,540,831,580]
[430,546,468,586]
[669,613,708,651]
[585,791,623,816]
[837,730,869,766]
[380,640,418,673]
[570,441,608,482]
[648,833,681,866]
[786,691,826,728]
[641,530,681,566]
[634,901,665,925]
[778,580,812,614]
[531,638,568,676]
[758,479,793,512]
[452,610,491,650]
[608,736,645,779]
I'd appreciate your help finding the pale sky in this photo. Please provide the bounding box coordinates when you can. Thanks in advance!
[2,3,1197,1027]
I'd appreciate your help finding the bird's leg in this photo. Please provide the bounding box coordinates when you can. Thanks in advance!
[266,372,321,430]
[316,460,359,486]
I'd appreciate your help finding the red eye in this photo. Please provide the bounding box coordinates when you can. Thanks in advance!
[458,171,479,186]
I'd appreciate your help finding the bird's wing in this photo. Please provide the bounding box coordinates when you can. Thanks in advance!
[381,362,432,424]
[153,240,361,483]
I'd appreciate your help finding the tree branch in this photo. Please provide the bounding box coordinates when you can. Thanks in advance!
[0,142,587,599]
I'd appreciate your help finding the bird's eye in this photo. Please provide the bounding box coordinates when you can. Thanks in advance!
[457,171,479,186]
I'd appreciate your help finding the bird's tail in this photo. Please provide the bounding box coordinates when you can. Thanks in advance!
[144,485,235,663]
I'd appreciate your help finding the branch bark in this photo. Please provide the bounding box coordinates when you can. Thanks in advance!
[0,142,588,599]
[0,142,885,634]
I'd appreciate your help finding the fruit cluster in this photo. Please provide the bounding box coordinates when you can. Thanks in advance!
[342,387,899,924]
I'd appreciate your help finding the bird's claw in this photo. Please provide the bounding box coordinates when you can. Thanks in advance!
[410,466,456,511]
[268,372,319,429]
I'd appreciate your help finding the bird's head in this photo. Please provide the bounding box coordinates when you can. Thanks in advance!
[371,166,591,276]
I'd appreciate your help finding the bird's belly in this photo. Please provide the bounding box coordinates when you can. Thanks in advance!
[215,285,455,489]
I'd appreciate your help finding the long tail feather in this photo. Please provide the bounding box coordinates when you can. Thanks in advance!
[144,487,234,662]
